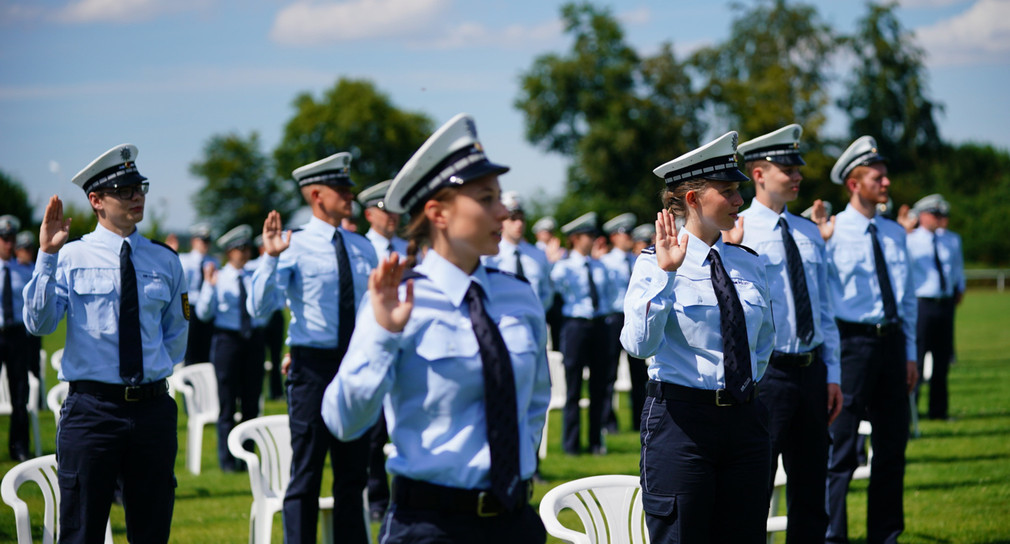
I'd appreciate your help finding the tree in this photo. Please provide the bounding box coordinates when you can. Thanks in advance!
[273,79,434,189]
[0,169,35,230]
[515,2,705,224]
[838,1,943,173]
[190,132,298,233]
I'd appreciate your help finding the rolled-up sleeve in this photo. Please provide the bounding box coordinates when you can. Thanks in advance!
[621,255,677,359]
[23,252,65,336]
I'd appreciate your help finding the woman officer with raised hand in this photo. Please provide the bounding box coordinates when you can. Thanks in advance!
[621,131,775,543]
[322,113,551,543]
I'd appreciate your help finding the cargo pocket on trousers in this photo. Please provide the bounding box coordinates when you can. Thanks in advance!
[57,470,80,530]
[642,491,677,519]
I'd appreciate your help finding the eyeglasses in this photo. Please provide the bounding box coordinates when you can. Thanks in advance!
[99,182,149,200]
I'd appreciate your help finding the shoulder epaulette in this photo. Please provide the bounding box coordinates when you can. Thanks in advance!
[487,267,530,284]
[640,245,656,255]
[726,243,758,257]
[401,269,427,283]
[151,239,179,255]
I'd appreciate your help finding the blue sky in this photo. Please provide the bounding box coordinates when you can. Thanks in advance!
[2,0,1007,231]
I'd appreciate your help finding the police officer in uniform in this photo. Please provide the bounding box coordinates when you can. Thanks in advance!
[622,131,775,543]
[249,151,377,544]
[24,144,188,543]
[600,212,637,432]
[551,212,615,455]
[1,215,33,460]
[197,224,275,471]
[907,194,963,420]
[936,200,965,366]
[323,113,550,543]
[180,222,217,364]
[825,136,918,544]
[248,234,286,400]
[13,229,45,412]
[733,125,843,542]
[483,191,554,311]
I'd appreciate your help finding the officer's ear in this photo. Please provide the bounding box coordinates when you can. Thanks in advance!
[423,198,448,231]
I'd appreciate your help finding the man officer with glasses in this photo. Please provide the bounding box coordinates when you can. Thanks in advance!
[24,144,189,544]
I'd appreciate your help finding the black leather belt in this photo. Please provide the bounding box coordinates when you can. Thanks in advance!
[836,320,901,338]
[391,476,531,517]
[646,380,756,407]
[69,379,169,402]
[770,349,818,368]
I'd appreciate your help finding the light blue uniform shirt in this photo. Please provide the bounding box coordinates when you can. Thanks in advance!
[322,250,551,490]
[365,228,408,261]
[196,263,274,330]
[482,239,554,311]
[740,200,841,384]
[600,247,635,315]
[550,251,614,319]
[249,216,377,349]
[2,258,32,327]
[23,223,189,384]
[939,228,966,294]
[621,231,775,389]
[179,249,217,300]
[907,226,964,299]
[825,205,917,361]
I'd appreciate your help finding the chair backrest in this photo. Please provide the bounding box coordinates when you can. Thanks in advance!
[539,475,647,544]
[547,350,567,410]
[50,349,63,373]
[1,454,60,544]
[0,366,38,417]
[47,382,69,427]
[228,415,292,502]
[172,363,219,417]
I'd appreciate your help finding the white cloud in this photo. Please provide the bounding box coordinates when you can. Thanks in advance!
[270,0,450,46]
[56,0,211,24]
[415,19,563,50]
[915,0,1010,66]
[617,6,651,26]
[899,0,971,7]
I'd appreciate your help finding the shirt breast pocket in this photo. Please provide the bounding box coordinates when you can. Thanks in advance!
[416,319,480,361]
[70,269,117,334]
[414,318,481,413]
[674,282,719,342]
[140,273,172,312]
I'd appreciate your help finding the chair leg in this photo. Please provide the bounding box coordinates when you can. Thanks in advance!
[30,412,42,457]
[539,416,549,460]
[187,422,202,475]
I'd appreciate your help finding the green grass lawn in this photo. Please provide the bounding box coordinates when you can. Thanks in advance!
[3,290,1010,542]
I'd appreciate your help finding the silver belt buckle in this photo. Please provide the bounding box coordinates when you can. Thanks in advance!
[124,386,142,402]
[715,389,733,407]
[476,491,499,517]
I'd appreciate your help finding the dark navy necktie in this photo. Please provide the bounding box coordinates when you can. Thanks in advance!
[709,248,753,401]
[585,261,599,312]
[465,282,520,509]
[238,273,252,339]
[779,218,815,344]
[933,233,947,295]
[333,230,356,349]
[2,265,13,326]
[514,249,525,279]
[868,223,898,321]
[119,241,143,385]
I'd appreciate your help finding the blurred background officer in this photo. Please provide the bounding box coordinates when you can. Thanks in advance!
[24,144,188,543]
[533,215,565,350]
[324,112,550,543]
[249,234,286,400]
[13,229,45,411]
[551,212,615,455]
[484,191,554,311]
[936,199,965,366]
[825,136,918,544]
[622,131,774,543]
[180,222,217,365]
[250,151,377,544]
[908,194,963,420]
[600,212,636,432]
[197,225,275,471]
[356,178,404,520]
[1,215,33,460]
[625,223,655,431]
[532,216,558,255]
[734,124,842,542]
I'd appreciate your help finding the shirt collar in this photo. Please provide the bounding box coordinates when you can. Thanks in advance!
[842,203,876,232]
[93,222,139,249]
[682,228,721,267]
[748,198,788,227]
[416,250,490,308]
[498,238,518,253]
[366,228,391,245]
[305,215,338,239]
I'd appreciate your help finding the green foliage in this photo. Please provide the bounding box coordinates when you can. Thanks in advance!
[516,3,705,225]
[837,1,943,173]
[0,169,35,229]
[272,79,434,189]
[189,131,299,234]
[63,202,98,240]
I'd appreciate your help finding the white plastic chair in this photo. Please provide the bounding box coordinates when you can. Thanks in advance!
[171,362,220,475]
[540,474,647,544]
[766,455,788,543]
[36,349,47,412]
[49,348,63,373]
[227,415,337,544]
[853,420,873,481]
[46,382,69,427]
[0,454,113,544]
[613,351,633,410]
[0,364,42,457]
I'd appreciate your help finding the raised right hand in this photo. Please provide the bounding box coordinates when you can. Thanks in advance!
[261,210,291,257]
[654,209,688,272]
[39,195,72,254]
[370,253,414,333]
[203,262,218,287]
[811,199,836,241]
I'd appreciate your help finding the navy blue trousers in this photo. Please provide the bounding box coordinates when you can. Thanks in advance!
[559,317,608,453]
[0,324,30,458]
[916,298,954,419]
[283,349,369,544]
[760,354,830,543]
[56,391,177,544]
[378,502,545,544]
[210,328,265,470]
[827,330,909,544]
[640,391,771,543]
